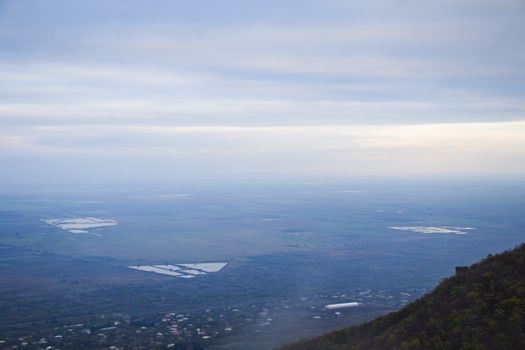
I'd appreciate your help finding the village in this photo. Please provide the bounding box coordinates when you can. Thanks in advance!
[0,287,421,350]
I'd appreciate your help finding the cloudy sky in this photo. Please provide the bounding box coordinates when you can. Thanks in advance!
[1,0,524,183]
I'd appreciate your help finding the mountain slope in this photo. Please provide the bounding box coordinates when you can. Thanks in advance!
[278,243,525,350]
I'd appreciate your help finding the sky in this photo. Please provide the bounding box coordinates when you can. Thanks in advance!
[1,0,525,184]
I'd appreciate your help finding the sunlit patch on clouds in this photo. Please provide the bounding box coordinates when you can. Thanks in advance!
[0,0,524,182]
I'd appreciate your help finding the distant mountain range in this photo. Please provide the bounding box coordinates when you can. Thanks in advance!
[278,243,525,350]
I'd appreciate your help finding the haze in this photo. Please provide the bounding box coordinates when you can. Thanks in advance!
[1,0,525,184]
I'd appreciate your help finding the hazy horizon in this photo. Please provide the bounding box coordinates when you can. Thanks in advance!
[1,0,525,185]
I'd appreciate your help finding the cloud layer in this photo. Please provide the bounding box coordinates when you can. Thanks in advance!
[1,0,524,182]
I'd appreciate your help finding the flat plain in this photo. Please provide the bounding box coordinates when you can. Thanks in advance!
[1,179,524,348]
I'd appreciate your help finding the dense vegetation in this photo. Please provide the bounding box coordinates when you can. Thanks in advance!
[279,243,525,350]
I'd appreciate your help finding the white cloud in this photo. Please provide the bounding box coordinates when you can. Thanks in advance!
[2,121,524,163]
[2,62,525,128]
[0,0,524,181]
